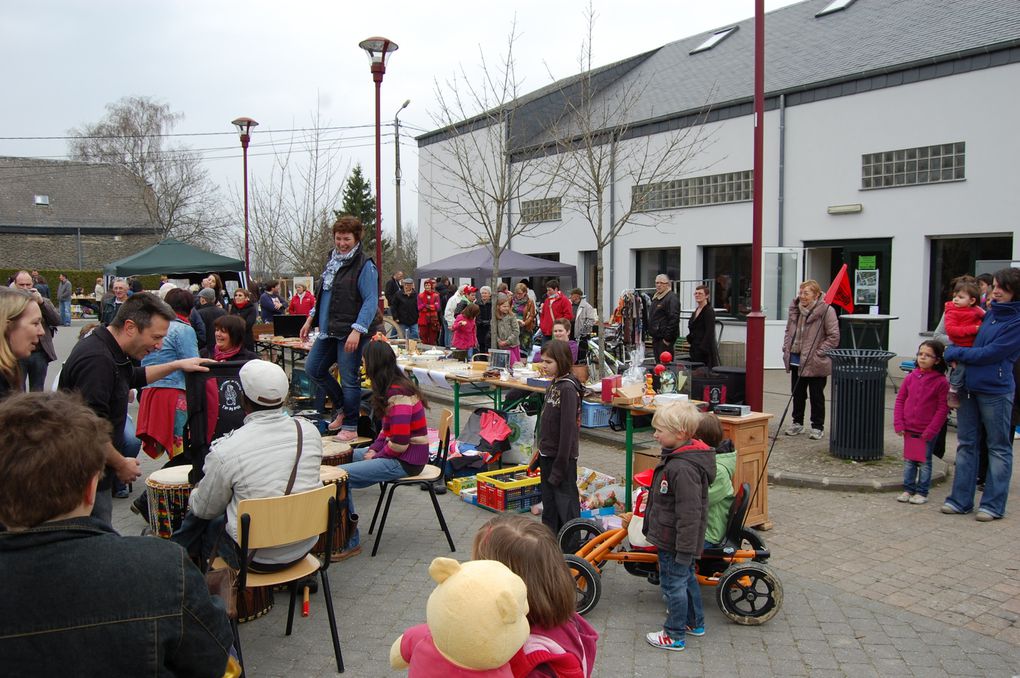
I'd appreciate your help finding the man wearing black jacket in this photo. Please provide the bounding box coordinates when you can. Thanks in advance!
[648,274,680,360]
[59,293,210,524]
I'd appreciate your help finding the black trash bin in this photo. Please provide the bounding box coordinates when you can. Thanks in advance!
[827,349,895,460]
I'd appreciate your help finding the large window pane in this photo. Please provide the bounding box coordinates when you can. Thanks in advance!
[703,245,751,318]
[928,236,1012,330]
[635,248,681,290]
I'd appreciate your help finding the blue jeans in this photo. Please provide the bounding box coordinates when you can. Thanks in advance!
[946,391,1014,518]
[114,415,143,495]
[59,300,72,326]
[657,550,704,639]
[399,323,419,340]
[339,447,409,549]
[305,333,371,432]
[902,438,935,496]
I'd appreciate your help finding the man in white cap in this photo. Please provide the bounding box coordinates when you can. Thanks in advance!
[188,360,323,570]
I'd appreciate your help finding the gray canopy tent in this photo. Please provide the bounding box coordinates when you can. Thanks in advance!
[416,247,576,282]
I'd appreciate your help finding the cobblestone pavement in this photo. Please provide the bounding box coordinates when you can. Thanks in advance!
[44,322,1013,677]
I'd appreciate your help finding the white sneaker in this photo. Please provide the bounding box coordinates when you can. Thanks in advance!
[809,428,824,440]
[908,494,928,505]
[896,491,912,503]
[785,423,804,436]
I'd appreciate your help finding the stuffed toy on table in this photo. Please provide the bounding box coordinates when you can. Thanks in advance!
[390,557,530,677]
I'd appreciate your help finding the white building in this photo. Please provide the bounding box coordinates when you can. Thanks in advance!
[417,0,1020,364]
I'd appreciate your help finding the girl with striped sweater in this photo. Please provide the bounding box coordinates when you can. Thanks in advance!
[337,340,429,559]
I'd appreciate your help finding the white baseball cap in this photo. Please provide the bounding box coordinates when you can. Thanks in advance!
[239,360,289,407]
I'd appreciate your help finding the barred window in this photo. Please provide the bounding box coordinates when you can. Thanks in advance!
[633,170,753,211]
[861,142,965,190]
[521,197,562,223]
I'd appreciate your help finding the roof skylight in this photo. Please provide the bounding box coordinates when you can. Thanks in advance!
[816,0,857,17]
[689,26,738,55]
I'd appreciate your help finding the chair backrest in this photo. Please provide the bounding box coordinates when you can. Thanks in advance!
[237,484,335,550]
[436,408,454,468]
[722,482,752,546]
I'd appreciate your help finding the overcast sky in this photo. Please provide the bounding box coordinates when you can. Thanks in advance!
[1,0,802,238]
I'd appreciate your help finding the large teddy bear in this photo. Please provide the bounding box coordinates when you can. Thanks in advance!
[390,557,530,677]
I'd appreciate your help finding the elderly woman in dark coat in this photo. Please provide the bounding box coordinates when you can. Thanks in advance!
[781,280,840,440]
[686,284,719,368]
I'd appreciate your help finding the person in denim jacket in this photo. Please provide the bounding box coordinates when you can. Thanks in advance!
[0,391,233,676]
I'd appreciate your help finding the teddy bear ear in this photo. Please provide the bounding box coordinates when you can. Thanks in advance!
[429,557,461,584]
[494,590,525,626]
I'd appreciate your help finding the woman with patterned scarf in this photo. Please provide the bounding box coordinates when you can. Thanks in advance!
[512,282,537,355]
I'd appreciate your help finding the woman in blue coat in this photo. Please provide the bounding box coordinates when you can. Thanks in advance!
[942,267,1020,521]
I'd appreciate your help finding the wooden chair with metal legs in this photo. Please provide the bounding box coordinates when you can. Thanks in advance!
[215,484,345,674]
[367,408,456,557]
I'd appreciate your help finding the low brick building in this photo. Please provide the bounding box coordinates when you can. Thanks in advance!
[0,157,159,270]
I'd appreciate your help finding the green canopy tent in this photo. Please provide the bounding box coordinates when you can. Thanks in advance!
[103,238,247,287]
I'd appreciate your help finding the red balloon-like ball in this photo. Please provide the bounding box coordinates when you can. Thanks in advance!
[659,351,673,364]
[654,364,666,375]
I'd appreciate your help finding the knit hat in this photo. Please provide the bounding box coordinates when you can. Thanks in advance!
[239,360,289,407]
[198,288,216,302]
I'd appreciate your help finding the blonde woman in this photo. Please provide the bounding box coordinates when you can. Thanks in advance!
[0,288,45,398]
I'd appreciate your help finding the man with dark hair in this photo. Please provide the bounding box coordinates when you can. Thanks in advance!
[0,391,233,676]
[59,292,210,524]
[186,360,323,568]
[649,274,680,360]
[13,270,60,391]
[258,280,285,322]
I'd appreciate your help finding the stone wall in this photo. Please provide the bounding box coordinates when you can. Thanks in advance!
[0,232,159,270]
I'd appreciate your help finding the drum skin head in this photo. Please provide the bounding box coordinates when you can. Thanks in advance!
[147,464,194,487]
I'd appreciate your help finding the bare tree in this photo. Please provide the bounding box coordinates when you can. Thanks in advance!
[421,22,564,348]
[547,6,713,376]
[235,101,350,280]
[68,96,226,246]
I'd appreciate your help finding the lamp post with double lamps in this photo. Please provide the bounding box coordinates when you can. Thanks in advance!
[231,116,259,285]
[358,36,399,310]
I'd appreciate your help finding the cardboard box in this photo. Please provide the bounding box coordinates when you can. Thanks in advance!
[632,448,662,478]
[611,383,645,406]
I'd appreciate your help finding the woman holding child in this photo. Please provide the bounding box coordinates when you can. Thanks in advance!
[941,267,1020,522]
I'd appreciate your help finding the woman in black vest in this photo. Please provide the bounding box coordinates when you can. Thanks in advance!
[300,216,383,443]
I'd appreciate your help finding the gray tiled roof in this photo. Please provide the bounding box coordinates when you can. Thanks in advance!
[592,0,1020,130]
[0,156,154,231]
[422,0,1020,148]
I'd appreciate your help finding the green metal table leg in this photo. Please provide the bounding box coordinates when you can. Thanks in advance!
[625,409,634,511]
[453,382,461,436]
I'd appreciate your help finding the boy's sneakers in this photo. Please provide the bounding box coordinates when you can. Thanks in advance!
[947,391,960,409]
[908,494,928,505]
[785,423,804,436]
[896,491,912,503]
[685,625,706,636]
[809,428,824,440]
[645,630,685,652]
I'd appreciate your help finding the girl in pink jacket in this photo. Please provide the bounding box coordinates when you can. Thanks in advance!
[894,340,949,504]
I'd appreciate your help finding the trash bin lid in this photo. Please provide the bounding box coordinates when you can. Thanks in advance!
[826,349,895,366]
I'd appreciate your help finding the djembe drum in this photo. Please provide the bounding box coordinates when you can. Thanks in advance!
[315,465,354,561]
[320,439,353,466]
[145,465,193,539]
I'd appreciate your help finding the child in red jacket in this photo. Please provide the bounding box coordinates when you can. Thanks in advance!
[943,279,984,408]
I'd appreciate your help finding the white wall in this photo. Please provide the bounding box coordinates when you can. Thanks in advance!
[417,62,1020,363]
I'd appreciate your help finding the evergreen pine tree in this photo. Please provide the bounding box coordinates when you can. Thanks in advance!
[338,163,378,257]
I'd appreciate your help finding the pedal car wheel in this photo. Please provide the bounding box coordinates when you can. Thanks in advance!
[564,554,602,616]
[558,518,604,557]
[716,562,783,625]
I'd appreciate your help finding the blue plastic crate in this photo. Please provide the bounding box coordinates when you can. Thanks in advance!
[581,401,612,428]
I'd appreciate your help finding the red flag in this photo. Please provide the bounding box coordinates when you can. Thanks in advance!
[824,264,854,313]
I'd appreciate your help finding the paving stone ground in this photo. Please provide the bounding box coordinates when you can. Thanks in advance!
[46,324,1018,677]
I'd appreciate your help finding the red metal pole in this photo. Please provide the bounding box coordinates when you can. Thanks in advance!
[746,0,766,412]
[372,63,385,311]
[241,134,251,285]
